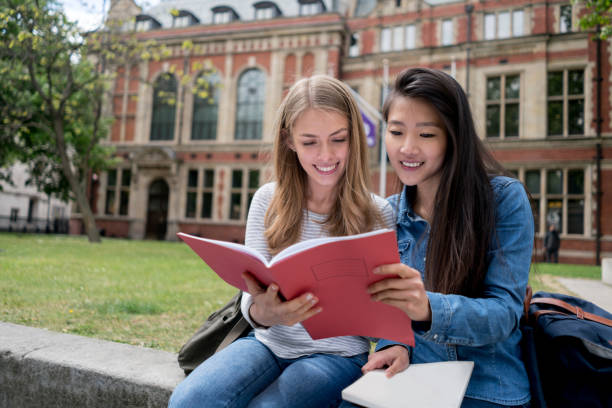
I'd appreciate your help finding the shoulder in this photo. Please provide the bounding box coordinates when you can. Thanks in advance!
[252,182,276,204]
[371,193,396,228]
[489,176,532,221]
[490,176,527,203]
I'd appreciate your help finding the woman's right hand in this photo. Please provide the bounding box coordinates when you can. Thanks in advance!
[242,272,322,327]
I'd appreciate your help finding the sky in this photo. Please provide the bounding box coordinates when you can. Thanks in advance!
[58,0,160,31]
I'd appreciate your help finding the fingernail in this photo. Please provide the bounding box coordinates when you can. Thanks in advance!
[373,267,380,274]
[270,284,278,291]
[306,293,313,301]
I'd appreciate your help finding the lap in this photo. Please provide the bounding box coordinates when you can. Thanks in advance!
[169,334,367,408]
[249,352,367,408]
[169,334,282,408]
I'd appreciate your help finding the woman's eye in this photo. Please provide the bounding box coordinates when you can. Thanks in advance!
[302,141,315,146]
[332,138,347,143]
[420,133,435,138]
[389,130,402,136]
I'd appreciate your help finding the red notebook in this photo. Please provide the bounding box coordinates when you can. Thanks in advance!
[178,229,414,345]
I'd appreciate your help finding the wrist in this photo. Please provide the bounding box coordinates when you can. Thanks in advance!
[249,303,269,329]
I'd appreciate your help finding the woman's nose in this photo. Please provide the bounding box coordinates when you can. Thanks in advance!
[399,135,419,155]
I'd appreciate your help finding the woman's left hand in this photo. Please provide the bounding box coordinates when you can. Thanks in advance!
[369,263,432,321]
[362,345,410,378]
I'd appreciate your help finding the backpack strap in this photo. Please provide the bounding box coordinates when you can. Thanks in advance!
[530,297,612,328]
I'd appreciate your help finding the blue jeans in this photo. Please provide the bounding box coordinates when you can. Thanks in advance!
[168,333,368,408]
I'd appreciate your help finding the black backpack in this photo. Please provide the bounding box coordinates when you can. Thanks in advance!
[177,291,251,375]
[521,287,612,408]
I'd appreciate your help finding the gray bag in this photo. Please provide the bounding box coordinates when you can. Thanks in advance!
[177,291,251,374]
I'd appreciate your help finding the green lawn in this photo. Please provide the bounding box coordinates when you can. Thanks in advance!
[0,232,237,352]
[0,233,602,352]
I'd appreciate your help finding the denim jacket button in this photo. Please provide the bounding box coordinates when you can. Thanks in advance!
[433,334,438,340]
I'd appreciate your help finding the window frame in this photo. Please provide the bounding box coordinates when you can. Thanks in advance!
[228,168,260,221]
[519,167,587,236]
[104,168,131,217]
[150,73,178,141]
[234,69,266,141]
[482,9,524,40]
[184,168,216,220]
[547,68,585,137]
[485,73,521,139]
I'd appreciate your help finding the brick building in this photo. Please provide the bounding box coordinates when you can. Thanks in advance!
[75,0,612,265]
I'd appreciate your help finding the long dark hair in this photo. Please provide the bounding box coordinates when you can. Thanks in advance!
[383,67,507,297]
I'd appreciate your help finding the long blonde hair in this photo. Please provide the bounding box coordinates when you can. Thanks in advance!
[264,75,382,254]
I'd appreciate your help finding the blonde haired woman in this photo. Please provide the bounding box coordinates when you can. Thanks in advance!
[169,75,395,408]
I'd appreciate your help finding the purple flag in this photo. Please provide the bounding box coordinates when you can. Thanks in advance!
[361,111,376,147]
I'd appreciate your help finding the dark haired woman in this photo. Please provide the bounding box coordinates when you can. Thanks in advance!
[360,68,534,407]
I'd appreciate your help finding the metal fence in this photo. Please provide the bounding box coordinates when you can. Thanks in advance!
[0,216,70,234]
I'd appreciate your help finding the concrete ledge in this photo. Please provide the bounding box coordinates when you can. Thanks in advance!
[0,322,185,408]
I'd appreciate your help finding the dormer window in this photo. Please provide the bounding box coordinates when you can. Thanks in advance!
[299,0,326,16]
[135,14,161,32]
[172,10,199,28]
[254,2,281,20]
[212,6,239,24]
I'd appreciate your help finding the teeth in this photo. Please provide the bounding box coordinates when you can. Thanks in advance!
[401,161,423,168]
[316,164,337,172]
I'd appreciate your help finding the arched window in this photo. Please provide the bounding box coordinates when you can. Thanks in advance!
[150,73,177,141]
[191,73,219,140]
[235,69,265,140]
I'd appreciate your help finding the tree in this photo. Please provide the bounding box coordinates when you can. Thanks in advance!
[1,0,217,242]
[0,0,114,242]
[574,0,612,39]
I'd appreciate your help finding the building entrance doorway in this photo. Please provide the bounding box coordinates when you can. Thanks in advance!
[145,179,169,240]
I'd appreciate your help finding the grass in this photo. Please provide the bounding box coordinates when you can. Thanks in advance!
[0,232,237,352]
[0,233,602,351]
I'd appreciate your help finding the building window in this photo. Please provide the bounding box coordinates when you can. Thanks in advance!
[513,10,524,36]
[484,9,523,40]
[229,169,260,220]
[10,208,18,222]
[136,19,152,31]
[349,33,360,57]
[381,25,416,52]
[191,73,219,140]
[547,69,584,137]
[185,168,215,219]
[441,19,453,45]
[560,4,572,33]
[150,73,177,141]
[523,168,585,235]
[254,2,280,20]
[486,74,520,138]
[381,28,392,52]
[105,169,117,215]
[119,169,131,216]
[405,24,416,49]
[235,69,266,140]
[105,168,130,216]
[299,0,324,16]
[525,170,541,234]
[211,6,239,24]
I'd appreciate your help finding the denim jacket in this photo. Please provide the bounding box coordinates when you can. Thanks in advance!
[377,176,533,406]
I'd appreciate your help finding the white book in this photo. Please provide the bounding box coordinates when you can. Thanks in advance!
[341,361,474,408]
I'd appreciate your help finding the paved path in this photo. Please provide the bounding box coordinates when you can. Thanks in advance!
[557,277,612,314]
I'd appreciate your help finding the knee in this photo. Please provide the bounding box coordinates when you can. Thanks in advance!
[168,380,211,408]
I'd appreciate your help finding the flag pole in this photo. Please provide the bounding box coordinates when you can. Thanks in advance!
[379,59,389,198]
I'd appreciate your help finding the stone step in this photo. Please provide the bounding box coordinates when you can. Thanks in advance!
[0,322,185,408]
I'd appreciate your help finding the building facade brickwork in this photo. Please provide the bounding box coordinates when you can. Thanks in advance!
[73,0,612,264]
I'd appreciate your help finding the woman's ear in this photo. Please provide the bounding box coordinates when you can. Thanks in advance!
[283,129,295,151]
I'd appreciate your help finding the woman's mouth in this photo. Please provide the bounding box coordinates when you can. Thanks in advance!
[400,161,424,169]
[314,163,339,174]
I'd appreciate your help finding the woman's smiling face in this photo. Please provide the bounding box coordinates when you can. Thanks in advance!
[288,108,350,195]
[385,96,448,195]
